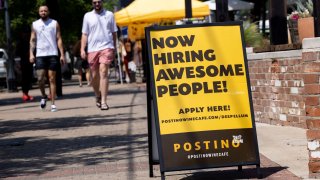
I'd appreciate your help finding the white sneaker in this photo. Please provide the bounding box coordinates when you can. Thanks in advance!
[40,98,47,110]
[51,105,57,112]
[125,77,130,83]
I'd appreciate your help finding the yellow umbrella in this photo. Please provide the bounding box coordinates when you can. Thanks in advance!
[115,0,210,27]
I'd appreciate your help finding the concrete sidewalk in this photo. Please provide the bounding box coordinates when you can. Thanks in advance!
[0,79,310,179]
[256,123,309,179]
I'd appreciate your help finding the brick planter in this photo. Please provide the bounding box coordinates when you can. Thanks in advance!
[247,37,320,178]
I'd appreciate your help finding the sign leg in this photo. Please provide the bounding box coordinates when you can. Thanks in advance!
[161,172,165,180]
[149,164,153,177]
[256,164,262,179]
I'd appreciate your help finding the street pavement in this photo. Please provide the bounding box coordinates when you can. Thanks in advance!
[0,76,311,179]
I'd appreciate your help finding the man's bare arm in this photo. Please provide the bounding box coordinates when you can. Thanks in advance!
[56,22,65,64]
[29,27,36,63]
[113,32,117,50]
[80,33,88,60]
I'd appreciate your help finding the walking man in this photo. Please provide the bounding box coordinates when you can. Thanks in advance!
[81,0,117,110]
[29,5,65,112]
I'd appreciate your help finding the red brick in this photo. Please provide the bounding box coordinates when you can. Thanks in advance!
[304,62,320,72]
[306,107,320,116]
[304,84,320,94]
[250,79,257,85]
[287,116,301,123]
[260,67,270,73]
[304,74,319,84]
[287,66,295,73]
[278,74,285,80]
[249,67,258,73]
[309,161,320,173]
[293,122,307,128]
[253,105,263,112]
[303,51,318,62]
[288,58,302,65]
[306,119,320,129]
[295,65,304,73]
[249,74,256,80]
[307,130,320,140]
[257,74,266,79]
[305,96,319,106]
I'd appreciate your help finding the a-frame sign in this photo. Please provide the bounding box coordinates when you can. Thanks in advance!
[146,22,260,179]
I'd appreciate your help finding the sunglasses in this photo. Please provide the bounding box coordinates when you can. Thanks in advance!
[93,1,102,4]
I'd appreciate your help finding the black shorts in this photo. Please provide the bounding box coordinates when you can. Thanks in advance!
[74,57,89,70]
[36,56,58,71]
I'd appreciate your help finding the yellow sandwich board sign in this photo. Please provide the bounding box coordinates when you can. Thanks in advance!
[145,22,260,174]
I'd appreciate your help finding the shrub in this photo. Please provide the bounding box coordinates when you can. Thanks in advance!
[243,21,263,48]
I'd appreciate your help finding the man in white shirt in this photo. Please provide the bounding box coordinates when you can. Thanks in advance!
[29,5,65,112]
[81,0,117,110]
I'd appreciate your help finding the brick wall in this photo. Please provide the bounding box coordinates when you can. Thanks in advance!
[247,37,320,177]
[247,49,305,128]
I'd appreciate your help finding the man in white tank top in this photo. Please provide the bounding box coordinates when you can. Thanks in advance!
[80,0,117,110]
[29,5,65,112]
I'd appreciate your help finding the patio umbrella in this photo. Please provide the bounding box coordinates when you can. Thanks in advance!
[115,0,210,27]
[204,0,254,11]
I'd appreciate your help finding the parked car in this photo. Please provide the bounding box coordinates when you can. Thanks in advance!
[0,48,27,88]
[0,49,8,87]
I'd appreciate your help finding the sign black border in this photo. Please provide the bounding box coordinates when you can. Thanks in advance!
[145,21,260,174]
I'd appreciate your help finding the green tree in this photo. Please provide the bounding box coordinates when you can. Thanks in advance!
[0,0,119,49]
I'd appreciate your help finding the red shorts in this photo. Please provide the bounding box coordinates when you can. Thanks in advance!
[87,48,114,70]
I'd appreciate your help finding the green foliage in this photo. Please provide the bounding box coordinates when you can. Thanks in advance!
[103,0,119,11]
[243,21,263,48]
[57,0,93,45]
[289,0,313,17]
[296,0,313,15]
[0,17,5,47]
[0,0,119,48]
[0,1,38,47]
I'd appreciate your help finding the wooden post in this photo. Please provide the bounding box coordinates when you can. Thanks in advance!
[4,0,17,91]
[269,0,288,45]
[215,0,229,22]
[313,0,320,37]
[185,0,192,24]
[261,1,267,36]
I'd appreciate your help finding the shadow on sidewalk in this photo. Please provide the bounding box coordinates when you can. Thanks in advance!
[0,85,145,107]
[151,153,299,179]
[0,90,94,107]
[0,114,148,178]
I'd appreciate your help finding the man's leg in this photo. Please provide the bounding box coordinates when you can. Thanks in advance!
[85,68,91,86]
[78,68,83,87]
[87,52,102,108]
[37,69,47,98]
[91,68,101,108]
[91,68,100,98]
[37,69,48,110]
[48,70,56,105]
[99,63,109,106]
